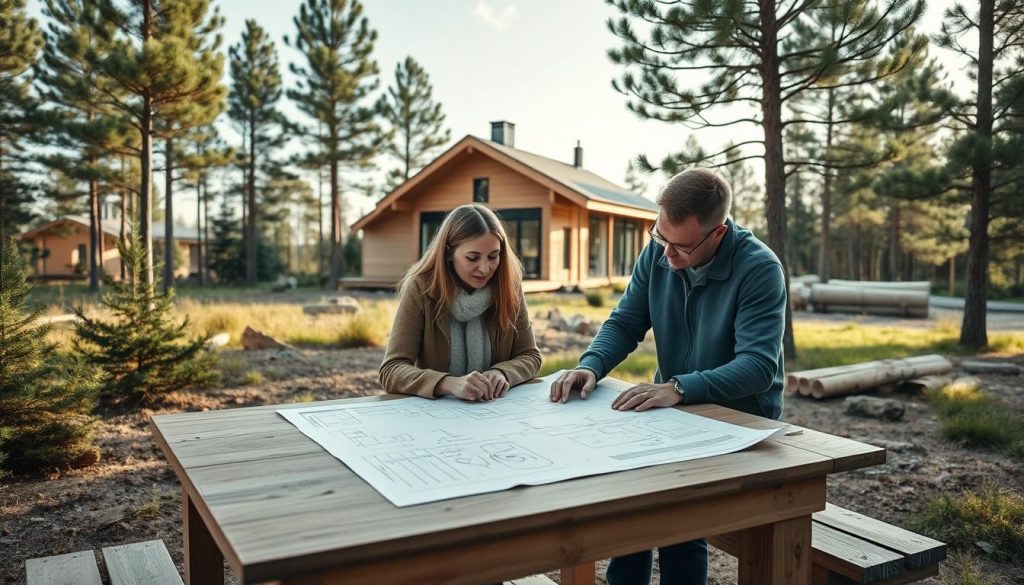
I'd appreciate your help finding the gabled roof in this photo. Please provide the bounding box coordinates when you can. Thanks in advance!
[21,215,200,241]
[353,135,658,231]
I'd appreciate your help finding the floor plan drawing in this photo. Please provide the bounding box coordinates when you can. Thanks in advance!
[278,371,782,506]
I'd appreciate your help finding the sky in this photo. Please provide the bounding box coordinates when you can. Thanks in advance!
[217,0,965,224]
[32,0,967,226]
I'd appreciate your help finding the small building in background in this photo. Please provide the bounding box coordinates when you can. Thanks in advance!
[20,216,200,280]
[345,122,658,292]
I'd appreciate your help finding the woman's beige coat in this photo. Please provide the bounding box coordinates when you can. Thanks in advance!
[379,276,542,398]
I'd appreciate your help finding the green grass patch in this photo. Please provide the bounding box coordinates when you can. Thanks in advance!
[788,322,961,371]
[928,385,1024,453]
[917,488,1024,563]
[540,351,659,383]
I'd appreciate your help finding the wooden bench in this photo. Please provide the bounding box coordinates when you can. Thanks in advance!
[510,504,945,585]
[708,503,946,584]
[26,539,182,585]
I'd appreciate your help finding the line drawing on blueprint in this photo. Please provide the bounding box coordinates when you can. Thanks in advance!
[363,441,554,489]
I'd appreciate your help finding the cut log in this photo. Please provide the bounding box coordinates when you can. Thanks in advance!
[826,279,932,293]
[809,355,953,399]
[959,361,1021,376]
[812,303,929,318]
[903,375,953,394]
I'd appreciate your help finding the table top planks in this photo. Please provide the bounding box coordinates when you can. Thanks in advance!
[151,387,885,584]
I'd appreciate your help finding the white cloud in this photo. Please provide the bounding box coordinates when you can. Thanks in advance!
[475,1,518,30]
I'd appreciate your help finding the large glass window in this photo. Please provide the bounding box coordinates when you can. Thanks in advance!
[614,218,643,276]
[588,214,608,277]
[497,208,541,279]
[420,211,447,256]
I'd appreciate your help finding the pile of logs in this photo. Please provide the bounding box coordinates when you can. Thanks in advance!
[790,277,930,318]
[786,354,953,399]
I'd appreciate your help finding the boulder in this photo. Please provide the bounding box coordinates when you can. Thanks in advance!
[843,395,905,421]
[304,296,360,315]
[205,332,230,350]
[272,275,298,292]
[241,326,290,350]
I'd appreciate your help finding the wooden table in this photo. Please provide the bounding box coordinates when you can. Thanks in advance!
[150,380,884,585]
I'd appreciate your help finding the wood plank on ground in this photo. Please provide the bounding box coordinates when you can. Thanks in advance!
[25,550,102,585]
[102,540,183,585]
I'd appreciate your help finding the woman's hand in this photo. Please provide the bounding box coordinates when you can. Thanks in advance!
[436,371,494,401]
[481,369,510,399]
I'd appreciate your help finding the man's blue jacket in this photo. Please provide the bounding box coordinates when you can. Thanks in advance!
[578,219,786,420]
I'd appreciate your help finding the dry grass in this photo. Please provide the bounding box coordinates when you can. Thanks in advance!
[172,299,394,349]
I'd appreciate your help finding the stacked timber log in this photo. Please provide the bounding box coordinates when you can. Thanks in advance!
[789,276,930,318]
[786,354,953,399]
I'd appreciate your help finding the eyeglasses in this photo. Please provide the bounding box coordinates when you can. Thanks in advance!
[647,223,720,257]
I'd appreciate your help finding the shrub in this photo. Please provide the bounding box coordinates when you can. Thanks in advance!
[73,230,216,404]
[0,238,100,476]
[585,288,606,307]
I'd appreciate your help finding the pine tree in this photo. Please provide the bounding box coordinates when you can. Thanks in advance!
[609,0,925,358]
[0,0,43,257]
[934,0,1024,349]
[73,227,216,404]
[381,56,449,192]
[286,0,388,287]
[0,238,100,476]
[39,0,134,293]
[228,19,286,286]
[83,0,226,287]
[178,125,233,285]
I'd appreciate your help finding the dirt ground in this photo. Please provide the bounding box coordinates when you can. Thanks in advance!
[2,321,1023,584]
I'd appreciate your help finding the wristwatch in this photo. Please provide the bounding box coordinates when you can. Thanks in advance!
[672,378,685,403]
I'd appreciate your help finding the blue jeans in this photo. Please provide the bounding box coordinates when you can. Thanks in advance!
[606,538,708,585]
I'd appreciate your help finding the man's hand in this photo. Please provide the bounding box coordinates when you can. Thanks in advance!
[611,382,681,411]
[549,368,597,403]
[481,369,510,399]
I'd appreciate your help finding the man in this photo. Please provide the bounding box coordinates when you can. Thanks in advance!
[549,168,787,585]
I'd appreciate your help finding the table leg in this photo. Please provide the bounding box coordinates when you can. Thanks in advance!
[560,562,596,585]
[183,489,224,585]
[736,514,811,585]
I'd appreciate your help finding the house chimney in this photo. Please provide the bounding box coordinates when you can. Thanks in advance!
[490,121,515,147]
[573,140,583,168]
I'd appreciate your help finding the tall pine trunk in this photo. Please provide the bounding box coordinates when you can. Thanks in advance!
[328,157,343,288]
[202,174,210,283]
[246,117,257,285]
[139,2,154,286]
[888,203,901,281]
[164,137,175,292]
[960,0,993,349]
[88,174,101,292]
[759,0,796,359]
[817,88,835,284]
[196,177,204,285]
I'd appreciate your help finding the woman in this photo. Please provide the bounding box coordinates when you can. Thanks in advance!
[379,204,541,401]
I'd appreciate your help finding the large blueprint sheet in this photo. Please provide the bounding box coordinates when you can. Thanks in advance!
[278,371,782,506]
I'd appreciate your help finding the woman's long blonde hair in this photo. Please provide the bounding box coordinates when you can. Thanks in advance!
[398,204,523,331]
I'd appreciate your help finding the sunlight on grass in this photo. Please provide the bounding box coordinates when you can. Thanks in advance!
[540,351,658,384]
[527,292,616,322]
[918,488,1024,563]
[928,385,1024,452]
[179,299,395,348]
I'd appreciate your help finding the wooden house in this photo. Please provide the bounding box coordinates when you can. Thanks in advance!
[346,122,658,292]
[20,215,200,280]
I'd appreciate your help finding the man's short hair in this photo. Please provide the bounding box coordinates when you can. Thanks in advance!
[656,168,732,229]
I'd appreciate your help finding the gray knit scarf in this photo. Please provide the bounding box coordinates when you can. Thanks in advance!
[448,286,493,376]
